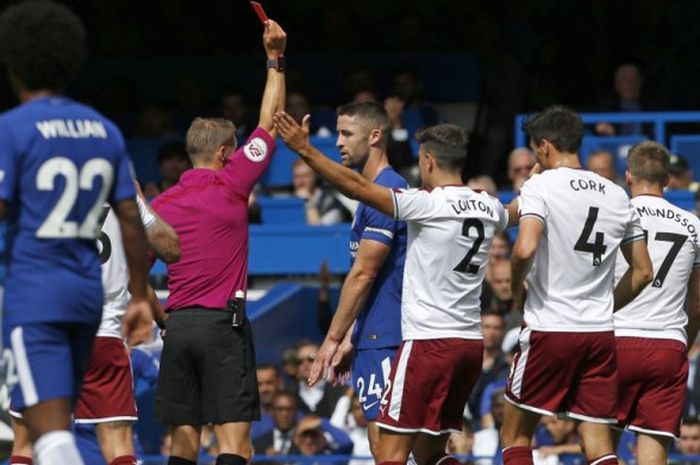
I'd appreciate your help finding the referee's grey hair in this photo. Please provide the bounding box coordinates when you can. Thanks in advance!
[416,124,468,171]
[185,117,237,162]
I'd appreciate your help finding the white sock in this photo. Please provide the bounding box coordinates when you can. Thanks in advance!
[33,430,84,465]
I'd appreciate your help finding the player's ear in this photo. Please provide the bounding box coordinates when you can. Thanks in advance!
[625,170,633,187]
[368,128,381,146]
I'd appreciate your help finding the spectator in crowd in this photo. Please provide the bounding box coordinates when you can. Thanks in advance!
[473,389,506,465]
[291,415,354,465]
[468,175,499,197]
[595,63,655,137]
[144,141,192,197]
[485,260,520,329]
[467,310,509,429]
[221,89,256,141]
[286,90,332,137]
[676,418,700,461]
[667,155,699,192]
[488,231,511,261]
[504,148,535,193]
[391,66,438,127]
[253,391,300,460]
[586,150,625,188]
[292,159,352,225]
[535,417,583,465]
[136,101,178,138]
[258,365,284,416]
[281,347,300,387]
[329,388,372,465]
[293,340,346,417]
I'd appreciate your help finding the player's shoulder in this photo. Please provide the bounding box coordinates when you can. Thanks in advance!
[376,167,409,189]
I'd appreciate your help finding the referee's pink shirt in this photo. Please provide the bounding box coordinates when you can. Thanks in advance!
[151,127,276,311]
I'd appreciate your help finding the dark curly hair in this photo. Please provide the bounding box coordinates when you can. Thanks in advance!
[0,0,87,91]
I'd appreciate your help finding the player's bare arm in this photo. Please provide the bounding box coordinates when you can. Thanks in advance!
[506,199,519,228]
[257,19,287,137]
[309,240,391,386]
[274,111,395,215]
[613,239,653,311]
[148,284,167,330]
[511,217,544,310]
[135,182,180,263]
[113,198,153,346]
[686,268,700,349]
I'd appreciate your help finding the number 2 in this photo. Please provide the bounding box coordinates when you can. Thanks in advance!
[36,157,114,239]
[453,218,485,274]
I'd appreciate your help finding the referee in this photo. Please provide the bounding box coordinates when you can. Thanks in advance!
[151,18,287,465]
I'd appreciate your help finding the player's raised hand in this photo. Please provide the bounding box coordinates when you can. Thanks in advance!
[263,19,286,59]
[274,112,311,153]
[308,337,338,386]
[122,298,154,347]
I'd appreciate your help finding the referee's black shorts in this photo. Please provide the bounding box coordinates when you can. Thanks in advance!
[154,307,260,425]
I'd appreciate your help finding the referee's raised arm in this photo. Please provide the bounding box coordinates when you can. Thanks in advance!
[257,19,287,137]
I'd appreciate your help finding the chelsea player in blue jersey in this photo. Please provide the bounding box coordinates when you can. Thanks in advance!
[0,2,153,464]
[308,101,407,459]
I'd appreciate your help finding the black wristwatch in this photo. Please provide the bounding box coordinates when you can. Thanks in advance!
[266,56,285,72]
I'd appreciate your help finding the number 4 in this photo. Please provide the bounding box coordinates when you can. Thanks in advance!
[574,207,607,266]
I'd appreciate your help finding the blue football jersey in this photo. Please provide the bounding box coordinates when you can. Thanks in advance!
[0,96,136,325]
[350,167,407,349]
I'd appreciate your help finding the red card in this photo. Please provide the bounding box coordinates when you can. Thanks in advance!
[250,1,268,24]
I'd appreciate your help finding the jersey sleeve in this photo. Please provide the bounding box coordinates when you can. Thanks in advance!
[517,175,547,223]
[110,132,137,203]
[621,200,645,245]
[220,127,277,197]
[391,188,435,222]
[0,121,18,202]
[361,203,401,246]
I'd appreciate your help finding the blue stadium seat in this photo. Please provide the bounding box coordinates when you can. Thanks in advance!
[664,190,695,212]
[257,196,306,224]
[259,137,342,188]
[580,135,648,175]
[670,135,700,177]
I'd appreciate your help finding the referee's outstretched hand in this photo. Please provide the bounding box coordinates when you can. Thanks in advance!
[123,299,154,347]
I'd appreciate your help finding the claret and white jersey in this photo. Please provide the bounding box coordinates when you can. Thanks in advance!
[614,195,700,344]
[391,186,508,340]
[97,197,155,338]
[518,168,644,332]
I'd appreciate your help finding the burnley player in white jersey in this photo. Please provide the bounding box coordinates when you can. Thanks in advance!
[10,192,180,465]
[274,112,515,465]
[501,106,653,465]
[612,141,700,465]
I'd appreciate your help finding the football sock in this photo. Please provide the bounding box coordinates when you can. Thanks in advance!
[34,431,84,465]
[9,456,33,465]
[110,455,138,465]
[216,453,248,465]
[168,457,197,465]
[588,454,618,465]
[426,453,461,465]
[503,445,533,465]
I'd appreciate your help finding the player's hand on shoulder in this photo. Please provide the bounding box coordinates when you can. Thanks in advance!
[273,112,311,154]
[263,19,287,58]
[122,298,154,347]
